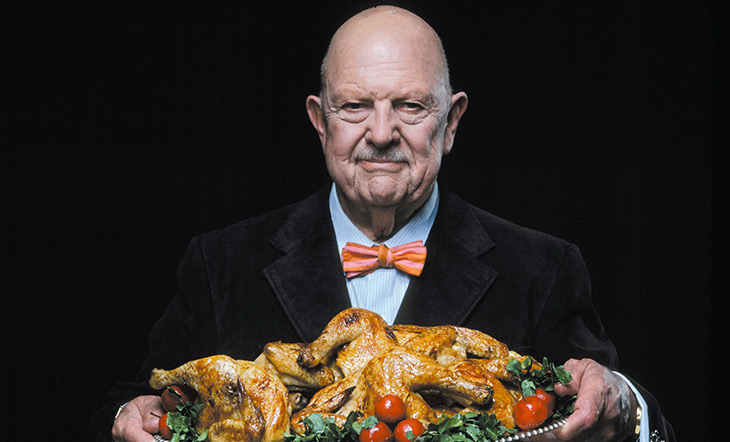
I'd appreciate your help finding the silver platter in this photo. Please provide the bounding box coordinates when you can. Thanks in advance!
[154,418,568,442]
[496,418,568,441]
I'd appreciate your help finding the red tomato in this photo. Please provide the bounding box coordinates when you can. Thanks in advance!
[374,394,407,424]
[534,388,556,415]
[513,395,548,430]
[161,385,195,412]
[394,418,425,442]
[159,412,173,440]
[360,421,394,442]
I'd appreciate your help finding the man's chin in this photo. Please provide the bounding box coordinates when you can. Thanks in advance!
[362,180,408,207]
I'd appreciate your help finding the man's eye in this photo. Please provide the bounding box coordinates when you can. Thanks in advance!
[342,102,366,111]
[401,102,422,110]
[397,102,426,114]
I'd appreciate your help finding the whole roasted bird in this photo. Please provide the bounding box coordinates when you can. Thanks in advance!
[149,355,291,442]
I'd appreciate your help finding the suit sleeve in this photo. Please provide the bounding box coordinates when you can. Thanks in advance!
[531,244,619,368]
[532,244,675,442]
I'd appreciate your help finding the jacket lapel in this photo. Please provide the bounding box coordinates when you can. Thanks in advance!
[263,186,500,339]
[395,189,498,326]
[262,187,351,343]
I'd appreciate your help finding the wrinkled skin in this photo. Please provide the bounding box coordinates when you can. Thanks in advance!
[524,358,637,442]
[111,395,164,442]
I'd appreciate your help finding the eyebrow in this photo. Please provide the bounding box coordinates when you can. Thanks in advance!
[328,86,440,107]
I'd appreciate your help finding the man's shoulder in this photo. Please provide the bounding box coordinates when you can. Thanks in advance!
[441,189,570,246]
[195,187,330,249]
[438,188,574,266]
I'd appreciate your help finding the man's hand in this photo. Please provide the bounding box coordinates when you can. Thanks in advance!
[530,358,638,441]
[111,395,165,442]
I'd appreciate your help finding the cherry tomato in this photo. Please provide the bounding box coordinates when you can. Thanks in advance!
[374,394,407,424]
[394,418,425,442]
[161,384,195,412]
[513,395,548,430]
[159,412,173,440]
[359,421,394,442]
[534,387,556,415]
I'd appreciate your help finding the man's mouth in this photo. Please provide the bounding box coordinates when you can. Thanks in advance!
[355,148,408,164]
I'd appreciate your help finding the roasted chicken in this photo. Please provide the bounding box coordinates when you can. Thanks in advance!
[290,346,494,433]
[392,324,510,366]
[150,308,541,439]
[255,341,337,391]
[149,355,291,442]
[444,359,521,428]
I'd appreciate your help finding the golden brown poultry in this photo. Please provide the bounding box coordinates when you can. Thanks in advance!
[443,359,521,428]
[469,351,537,382]
[290,346,494,434]
[297,308,399,378]
[149,355,291,442]
[391,324,510,365]
[254,341,338,391]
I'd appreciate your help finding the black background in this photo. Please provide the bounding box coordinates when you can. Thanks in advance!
[2,0,715,440]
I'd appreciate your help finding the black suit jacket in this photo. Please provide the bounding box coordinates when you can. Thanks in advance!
[89,185,674,441]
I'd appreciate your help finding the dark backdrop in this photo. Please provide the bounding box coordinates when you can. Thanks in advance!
[3,1,715,440]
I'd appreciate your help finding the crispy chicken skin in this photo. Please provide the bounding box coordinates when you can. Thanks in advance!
[445,359,520,428]
[149,355,291,442]
[290,346,494,433]
[255,341,337,391]
[297,308,399,378]
[392,324,510,364]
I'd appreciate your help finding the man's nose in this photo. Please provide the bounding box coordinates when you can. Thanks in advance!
[366,102,400,148]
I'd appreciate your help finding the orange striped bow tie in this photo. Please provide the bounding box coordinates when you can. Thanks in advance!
[341,241,427,278]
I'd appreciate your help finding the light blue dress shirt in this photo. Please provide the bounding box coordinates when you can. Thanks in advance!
[329,182,439,325]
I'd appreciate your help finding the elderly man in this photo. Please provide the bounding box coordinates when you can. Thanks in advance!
[97,5,674,442]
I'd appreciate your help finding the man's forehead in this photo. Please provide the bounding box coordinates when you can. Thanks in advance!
[328,78,437,102]
[325,35,444,92]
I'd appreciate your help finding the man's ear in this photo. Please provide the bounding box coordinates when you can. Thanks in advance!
[306,95,327,147]
[442,91,468,156]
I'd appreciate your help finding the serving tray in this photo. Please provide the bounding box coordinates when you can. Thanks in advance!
[153,418,567,442]
[495,417,568,441]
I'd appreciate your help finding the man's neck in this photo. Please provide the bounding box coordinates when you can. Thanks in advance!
[335,185,434,243]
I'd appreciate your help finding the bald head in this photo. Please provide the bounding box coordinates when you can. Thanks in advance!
[320,5,451,100]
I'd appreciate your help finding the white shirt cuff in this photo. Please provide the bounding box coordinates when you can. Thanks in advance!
[613,371,649,442]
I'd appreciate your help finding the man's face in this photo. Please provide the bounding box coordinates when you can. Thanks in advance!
[307,32,466,215]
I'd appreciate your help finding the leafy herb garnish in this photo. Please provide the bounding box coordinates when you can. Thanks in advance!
[284,412,364,442]
[164,386,209,442]
[419,412,516,442]
[505,357,571,396]
[505,357,576,419]
[285,411,514,442]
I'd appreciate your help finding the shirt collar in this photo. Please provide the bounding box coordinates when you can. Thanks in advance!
[329,182,439,253]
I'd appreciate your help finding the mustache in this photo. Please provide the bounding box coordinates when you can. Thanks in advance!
[354,146,409,163]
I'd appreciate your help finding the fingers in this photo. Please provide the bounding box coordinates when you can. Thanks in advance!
[111,395,164,442]
[547,358,636,441]
[552,358,586,397]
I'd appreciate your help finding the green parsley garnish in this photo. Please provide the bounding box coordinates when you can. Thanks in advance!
[284,412,364,442]
[164,386,209,442]
[419,411,516,442]
[284,410,515,442]
[505,357,576,419]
